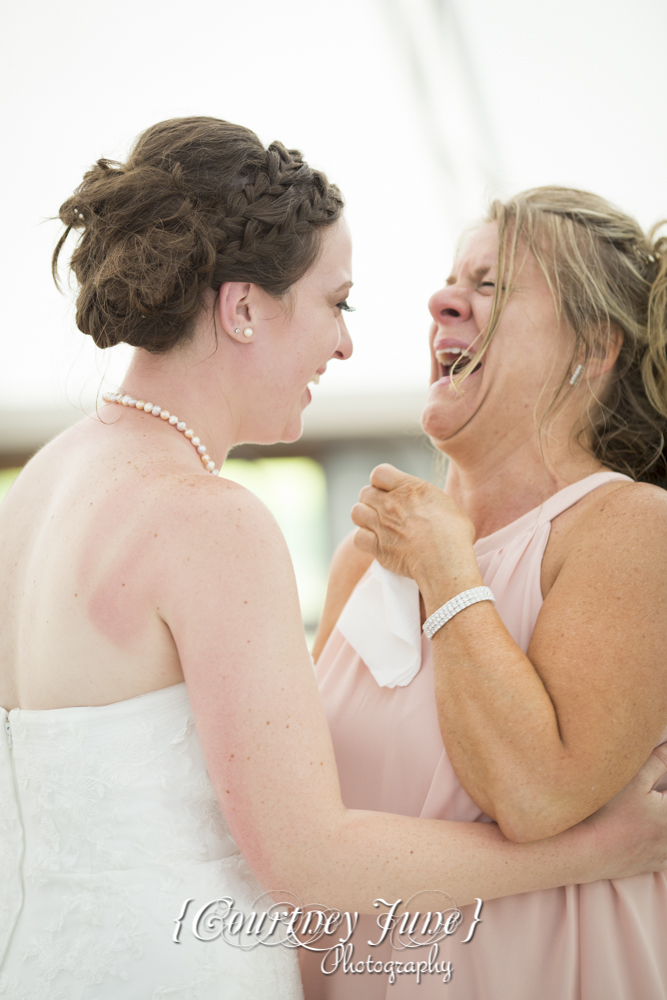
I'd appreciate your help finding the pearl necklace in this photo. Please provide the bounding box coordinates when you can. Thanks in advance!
[103,391,220,476]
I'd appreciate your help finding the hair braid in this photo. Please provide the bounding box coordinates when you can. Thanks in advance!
[52,118,344,353]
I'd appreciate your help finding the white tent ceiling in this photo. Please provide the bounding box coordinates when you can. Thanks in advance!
[1,0,666,423]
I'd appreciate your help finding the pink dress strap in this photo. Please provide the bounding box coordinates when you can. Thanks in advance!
[472,471,632,654]
[474,470,633,559]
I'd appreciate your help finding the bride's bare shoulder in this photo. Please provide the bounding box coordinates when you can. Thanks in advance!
[160,471,277,528]
[152,472,302,677]
[154,471,291,576]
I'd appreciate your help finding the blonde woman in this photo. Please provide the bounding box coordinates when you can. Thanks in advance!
[308,188,667,999]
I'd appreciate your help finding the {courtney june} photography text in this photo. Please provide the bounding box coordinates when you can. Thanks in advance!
[173,894,484,984]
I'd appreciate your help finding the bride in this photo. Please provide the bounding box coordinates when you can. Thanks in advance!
[1,118,666,999]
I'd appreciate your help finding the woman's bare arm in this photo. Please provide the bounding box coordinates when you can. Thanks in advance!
[312,531,373,662]
[155,477,667,914]
[352,465,667,843]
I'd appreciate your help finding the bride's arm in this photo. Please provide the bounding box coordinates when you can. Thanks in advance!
[159,478,667,914]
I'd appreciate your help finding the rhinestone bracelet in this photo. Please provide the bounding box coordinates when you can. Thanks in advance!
[422,586,496,639]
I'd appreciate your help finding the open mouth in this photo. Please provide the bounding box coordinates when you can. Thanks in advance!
[310,363,328,386]
[435,347,483,381]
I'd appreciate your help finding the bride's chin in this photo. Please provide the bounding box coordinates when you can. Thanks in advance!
[279,418,305,444]
[275,402,307,445]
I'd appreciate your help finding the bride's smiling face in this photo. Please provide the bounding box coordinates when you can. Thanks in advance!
[223,218,354,444]
[421,221,575,457]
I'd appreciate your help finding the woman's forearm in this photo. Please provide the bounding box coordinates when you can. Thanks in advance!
[421,586,573,841]
[419,557,667,843]
[313,532,373,662]
[418,562,583,841]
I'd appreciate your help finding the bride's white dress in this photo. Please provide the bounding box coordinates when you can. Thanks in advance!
[0,682,303,999]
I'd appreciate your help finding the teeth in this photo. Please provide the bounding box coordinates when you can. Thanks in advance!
[436,348,474,364]
[310,373,320,385]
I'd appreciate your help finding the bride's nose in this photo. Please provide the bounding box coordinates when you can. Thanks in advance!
[428,285,473,327]
[333,320,353,360]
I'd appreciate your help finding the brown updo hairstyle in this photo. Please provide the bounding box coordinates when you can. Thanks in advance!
[52,117,344,353]
[449,187,667,487]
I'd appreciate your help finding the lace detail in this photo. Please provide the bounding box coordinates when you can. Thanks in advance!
[0,686,303,998]
[0,712,24,969]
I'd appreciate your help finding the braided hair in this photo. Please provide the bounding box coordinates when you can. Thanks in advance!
[52,117,344,353]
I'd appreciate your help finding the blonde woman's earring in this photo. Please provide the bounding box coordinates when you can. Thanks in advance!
[569,364,585,386]
[243,328,254,338]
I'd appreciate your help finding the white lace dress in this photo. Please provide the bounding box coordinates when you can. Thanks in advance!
[0,683,303,999]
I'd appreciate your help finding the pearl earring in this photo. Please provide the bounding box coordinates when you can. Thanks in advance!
[243,328,254,338]
[569,364,585,386]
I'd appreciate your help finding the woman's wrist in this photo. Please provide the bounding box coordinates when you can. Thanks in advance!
[415,548,484,616]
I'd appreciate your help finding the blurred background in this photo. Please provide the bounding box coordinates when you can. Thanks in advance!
[2,0,666,639]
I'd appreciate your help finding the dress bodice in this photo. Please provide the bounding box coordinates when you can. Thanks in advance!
[0,682,302,999]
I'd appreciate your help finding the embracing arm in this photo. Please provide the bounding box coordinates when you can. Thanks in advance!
[352,466,667,843]
[158,478,667,914]
[312,531,373,662]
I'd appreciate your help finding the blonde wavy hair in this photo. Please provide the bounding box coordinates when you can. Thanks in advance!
[452,187,667,486]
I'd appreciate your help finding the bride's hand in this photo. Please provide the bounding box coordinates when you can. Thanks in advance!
[582,744,667,879]
[351,463,477,586]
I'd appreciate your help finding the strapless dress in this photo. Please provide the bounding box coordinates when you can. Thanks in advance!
[0,682,303,999]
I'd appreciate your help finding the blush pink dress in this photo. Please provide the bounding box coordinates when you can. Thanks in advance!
[302,472,667,1000]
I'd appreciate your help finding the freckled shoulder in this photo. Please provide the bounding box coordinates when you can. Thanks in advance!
[157,470,280,530]
[149,471,290,570]
[571,480,667,536]
[542,480,667,598]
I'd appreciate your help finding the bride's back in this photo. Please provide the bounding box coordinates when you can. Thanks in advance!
[0,418,186,710]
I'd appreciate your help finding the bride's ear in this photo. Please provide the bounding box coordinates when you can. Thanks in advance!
[217,282,255,343]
